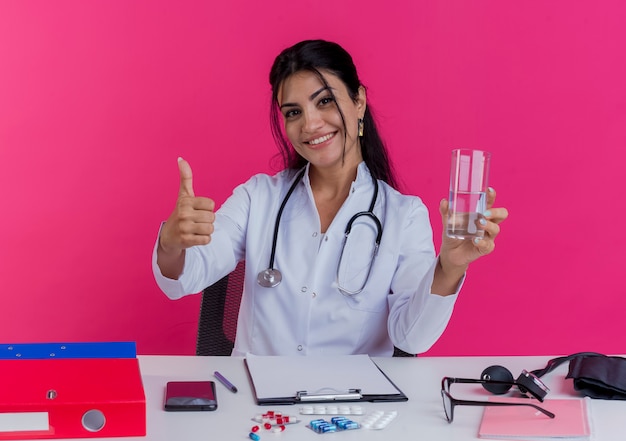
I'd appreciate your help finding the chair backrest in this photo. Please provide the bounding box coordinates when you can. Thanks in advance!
[393,347,415,357]
[196,260,414,357]
[196,261,245,356]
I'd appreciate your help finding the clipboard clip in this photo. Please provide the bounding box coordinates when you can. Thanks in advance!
[296,388,362,402]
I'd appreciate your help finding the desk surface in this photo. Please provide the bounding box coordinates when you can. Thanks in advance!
[13,355,626,440]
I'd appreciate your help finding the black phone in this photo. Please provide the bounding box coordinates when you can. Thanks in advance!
[164,381,218,411]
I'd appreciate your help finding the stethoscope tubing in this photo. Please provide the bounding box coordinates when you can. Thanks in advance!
[257,167,382,294]
[266,168,307,272]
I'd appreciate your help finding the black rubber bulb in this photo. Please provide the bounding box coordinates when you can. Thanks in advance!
[480,365,514,395]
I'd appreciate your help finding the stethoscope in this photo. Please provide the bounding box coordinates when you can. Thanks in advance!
[256,168,383,296]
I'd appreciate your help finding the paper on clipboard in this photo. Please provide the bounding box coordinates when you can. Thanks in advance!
[244,353,407,404]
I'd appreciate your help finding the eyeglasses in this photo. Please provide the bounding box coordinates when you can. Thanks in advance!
[441,377,555,423]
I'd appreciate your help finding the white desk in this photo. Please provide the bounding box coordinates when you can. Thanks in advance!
[13,355,626,440]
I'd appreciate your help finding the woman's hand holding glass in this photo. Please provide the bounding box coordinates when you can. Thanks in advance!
[439,186,508,270]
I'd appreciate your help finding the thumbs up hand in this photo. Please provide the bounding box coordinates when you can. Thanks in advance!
[158,158,216,256]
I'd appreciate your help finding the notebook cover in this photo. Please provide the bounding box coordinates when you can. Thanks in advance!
[478,397,590,439]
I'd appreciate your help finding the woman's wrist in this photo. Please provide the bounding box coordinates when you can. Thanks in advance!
[431,257,467,296]
[437,256,468,280]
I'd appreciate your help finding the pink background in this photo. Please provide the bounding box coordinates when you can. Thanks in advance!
[1,1,625,356]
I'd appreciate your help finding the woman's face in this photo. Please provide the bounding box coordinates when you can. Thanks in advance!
[277,70,366,173]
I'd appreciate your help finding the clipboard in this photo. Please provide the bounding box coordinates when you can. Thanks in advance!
[244,353,408,405]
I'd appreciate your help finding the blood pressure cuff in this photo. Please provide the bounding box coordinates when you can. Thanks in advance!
[565,354,626,400]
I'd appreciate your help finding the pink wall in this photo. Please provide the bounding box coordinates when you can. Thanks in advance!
[1,1,625,356]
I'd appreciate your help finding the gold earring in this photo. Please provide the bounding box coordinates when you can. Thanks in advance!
[358,118,364,137]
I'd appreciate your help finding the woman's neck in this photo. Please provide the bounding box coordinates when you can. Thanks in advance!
[308,163,360,233]
[309,165,357,197]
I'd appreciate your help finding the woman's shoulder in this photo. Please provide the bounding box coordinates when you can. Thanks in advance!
[236,169,298,193]
[379,180,426,209]
[358,163,428,213]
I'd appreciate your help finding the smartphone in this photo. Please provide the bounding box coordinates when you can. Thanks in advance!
[164,381,218,411]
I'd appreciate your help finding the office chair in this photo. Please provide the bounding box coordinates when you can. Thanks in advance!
[196,260,414,357]
[393,347,414,358]
[196,261,245,356]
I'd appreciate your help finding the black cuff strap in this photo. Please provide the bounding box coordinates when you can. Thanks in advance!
[565,355,626,400]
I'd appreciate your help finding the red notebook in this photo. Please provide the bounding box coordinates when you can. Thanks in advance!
[478,397,590,440]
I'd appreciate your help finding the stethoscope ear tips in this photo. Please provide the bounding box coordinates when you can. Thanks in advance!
[257,268,282,288]
[481,365,514,395]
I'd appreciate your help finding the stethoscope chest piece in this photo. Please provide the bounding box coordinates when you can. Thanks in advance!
[257,268,282,288]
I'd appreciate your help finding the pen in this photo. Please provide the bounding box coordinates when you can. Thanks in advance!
[214,371,238,393]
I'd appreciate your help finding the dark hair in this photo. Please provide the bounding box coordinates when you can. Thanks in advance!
[269,39,398,189]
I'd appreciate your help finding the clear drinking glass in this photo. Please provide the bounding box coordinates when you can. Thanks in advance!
[447,149,491,239]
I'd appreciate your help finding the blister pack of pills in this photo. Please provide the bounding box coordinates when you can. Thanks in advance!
[307,417,360,434]
[248,410,299,439]
[299,405,364,415]
[251,410,299,426]
[360,410,397,430]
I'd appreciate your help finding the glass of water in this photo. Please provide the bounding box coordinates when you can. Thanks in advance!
[447,149,491,240]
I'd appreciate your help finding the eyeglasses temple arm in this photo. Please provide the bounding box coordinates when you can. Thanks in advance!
[447,377,516,387]
[456,399,555,419]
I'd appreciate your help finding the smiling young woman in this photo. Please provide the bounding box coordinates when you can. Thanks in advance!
[153,39,508,357]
